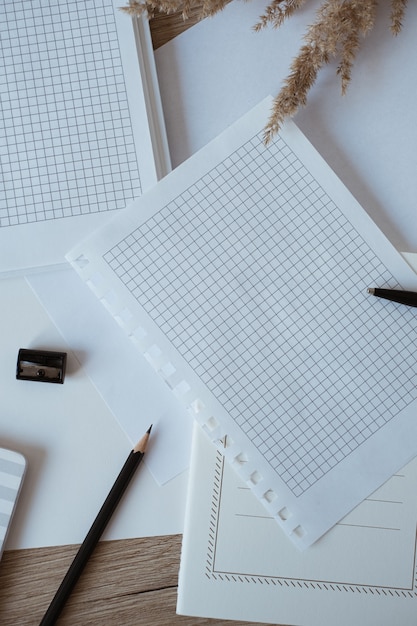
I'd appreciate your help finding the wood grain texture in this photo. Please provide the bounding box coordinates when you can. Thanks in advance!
[0,535,267,625]
[149,7,203,49]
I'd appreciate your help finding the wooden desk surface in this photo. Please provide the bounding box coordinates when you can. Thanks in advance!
[0,9,267,626]
[0,535,266,625]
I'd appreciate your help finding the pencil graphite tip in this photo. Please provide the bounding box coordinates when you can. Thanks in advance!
[134,426,152,454]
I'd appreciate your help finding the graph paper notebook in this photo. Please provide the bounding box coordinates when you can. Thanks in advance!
[0,0,169,275]
[0,448,26,560]
[177,425,417,626]
[68,98,417,549]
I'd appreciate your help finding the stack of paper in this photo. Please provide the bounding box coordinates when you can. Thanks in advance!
[0,0,169,274]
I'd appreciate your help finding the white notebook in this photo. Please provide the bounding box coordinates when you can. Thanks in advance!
[67,98,417,549]
[0,447,26,560]
[0,0,169,275]
[177,425,417,625]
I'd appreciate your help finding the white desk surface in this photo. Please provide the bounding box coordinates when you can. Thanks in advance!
[2,0,416,552]
[1,274,187,550]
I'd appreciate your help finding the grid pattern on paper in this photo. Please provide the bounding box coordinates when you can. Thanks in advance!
[103,133,417,497]
[0,0,141,228]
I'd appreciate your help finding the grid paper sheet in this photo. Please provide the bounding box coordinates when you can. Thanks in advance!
[0,0,159,273]
[68,99,417,549]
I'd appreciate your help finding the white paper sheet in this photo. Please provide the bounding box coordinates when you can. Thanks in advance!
[155,0,417,253]
[27,267,192,485]
[0,275,187,550]
[177,425,417,625]
[0,0,166,274]
[67,99,417,548]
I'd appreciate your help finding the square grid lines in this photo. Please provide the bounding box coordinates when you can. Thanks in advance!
[0,0,141,227]
[104,132,417,497]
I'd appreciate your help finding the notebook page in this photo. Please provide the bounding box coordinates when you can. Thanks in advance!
[68,98,417,549]
[177,425,417,625]
[0,0,165,274]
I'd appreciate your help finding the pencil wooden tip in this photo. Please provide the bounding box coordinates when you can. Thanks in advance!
[133,426,152,454]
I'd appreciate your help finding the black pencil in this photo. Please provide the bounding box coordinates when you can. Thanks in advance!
[39,425,152,626]
[367,288,417,308]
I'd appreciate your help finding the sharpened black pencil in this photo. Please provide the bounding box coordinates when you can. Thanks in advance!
[39,425,152,626]
[367,288,417,308]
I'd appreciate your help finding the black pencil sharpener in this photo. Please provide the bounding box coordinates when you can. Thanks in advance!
[16,349,67,384]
